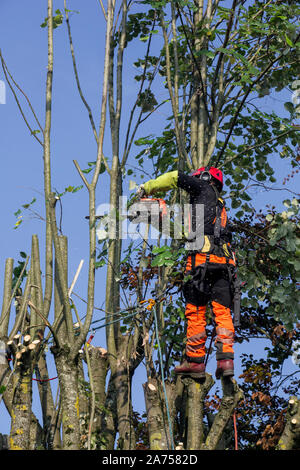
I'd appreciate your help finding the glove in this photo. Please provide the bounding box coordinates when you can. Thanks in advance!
[136,184,146,198]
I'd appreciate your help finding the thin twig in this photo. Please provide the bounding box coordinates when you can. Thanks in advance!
[28,300,60,349]
[0,52,44,146]
[0,50,44,134]
[98,0,107,20]
[73,159,89,189]
[64,0,99,144]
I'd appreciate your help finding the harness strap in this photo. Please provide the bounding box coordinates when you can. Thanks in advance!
[210,183,224,247]
[199,253,210,292]
[214,201,223,246]
[226,258,233,286]
[191,252,196,271]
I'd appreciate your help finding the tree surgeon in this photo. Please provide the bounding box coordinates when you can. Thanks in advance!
[138,167,237,379]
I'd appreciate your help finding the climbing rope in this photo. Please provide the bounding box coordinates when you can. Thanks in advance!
[233,411,238,450]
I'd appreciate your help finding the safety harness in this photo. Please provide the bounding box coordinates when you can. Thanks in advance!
[188,183,241,326]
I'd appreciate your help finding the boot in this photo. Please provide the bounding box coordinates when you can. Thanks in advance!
[174,360,206,379]
[215,359,234,379]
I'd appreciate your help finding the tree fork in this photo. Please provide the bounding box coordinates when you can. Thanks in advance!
[201,377,243,450]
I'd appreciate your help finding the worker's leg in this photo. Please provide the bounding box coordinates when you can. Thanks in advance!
[174,272,207,377]
[211,270,234,377]
[185,303,207,362]
[211,300,234,360]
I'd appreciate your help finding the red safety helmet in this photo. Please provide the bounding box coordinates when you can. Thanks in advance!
[191,166,223,190]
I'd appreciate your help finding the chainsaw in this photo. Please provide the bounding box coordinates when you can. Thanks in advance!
[128,196,168,231]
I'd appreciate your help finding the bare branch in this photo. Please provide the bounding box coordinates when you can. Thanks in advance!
[73,159,90,189]
[64,0,99,144]
[0,51,44,146]
[28,300,60,349]
[98,0,107,20]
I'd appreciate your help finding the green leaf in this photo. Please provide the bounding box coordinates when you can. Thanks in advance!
[95,260,106,269]
[284,102,294,114]
[293,259,300,271]
[285,34,293,47]
[268,251,278,260]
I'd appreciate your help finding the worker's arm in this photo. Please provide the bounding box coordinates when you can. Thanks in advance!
[142,170,202,195]
[177,173,203,194]
[142,170,179,195]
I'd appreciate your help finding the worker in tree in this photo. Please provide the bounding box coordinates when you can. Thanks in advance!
[138,167,236,379]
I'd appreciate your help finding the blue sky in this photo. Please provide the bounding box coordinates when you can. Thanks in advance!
[0,0,299,437]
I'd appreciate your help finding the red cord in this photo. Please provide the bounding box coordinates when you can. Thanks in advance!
[233,411,238,450]
[32,334,94,383]
[33,376,58,383]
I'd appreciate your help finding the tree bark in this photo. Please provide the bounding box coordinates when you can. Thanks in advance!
[182,374,215,450]
[0,258,14,337]
[35,352,61,449]
[201,378,243,450]
[54,348,81,449]
[9,365,33,450]
[277,396,300,450]
[86,345,108,435]
[143,377,175,451]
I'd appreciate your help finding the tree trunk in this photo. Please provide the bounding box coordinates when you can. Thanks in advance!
[0,434,9,450]
[100,374,117,450]
[9,365,33,450]
[277,396,300,450]
[182,374,215,450]
[54,349,81,449]
[143,377,175,451]
[87,346,108,436]
[35,352,61,449]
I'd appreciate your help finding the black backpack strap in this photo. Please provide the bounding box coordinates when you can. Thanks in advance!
[214,199,224,246]
[210,183,226,248]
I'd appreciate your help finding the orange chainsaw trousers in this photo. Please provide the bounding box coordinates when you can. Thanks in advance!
[185,302,234,361]
[183,254,235,362]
